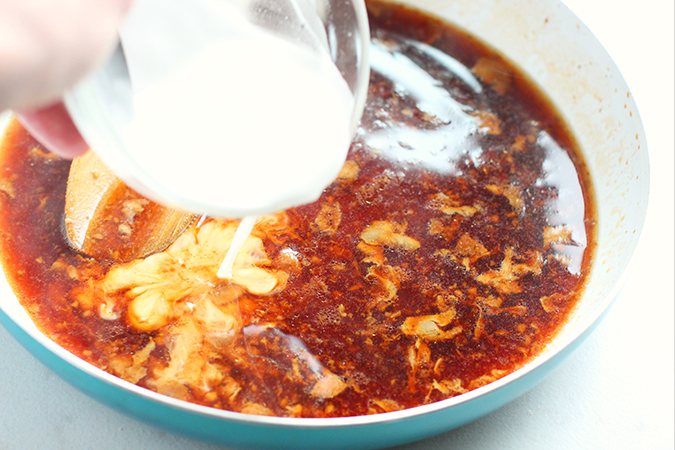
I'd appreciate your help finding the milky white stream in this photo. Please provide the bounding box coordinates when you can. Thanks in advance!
[118,0,355,277]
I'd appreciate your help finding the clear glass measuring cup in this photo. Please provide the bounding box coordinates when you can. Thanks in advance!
[64,0,370,217]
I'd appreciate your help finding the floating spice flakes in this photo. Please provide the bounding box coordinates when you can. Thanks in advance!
[0,0,594,419]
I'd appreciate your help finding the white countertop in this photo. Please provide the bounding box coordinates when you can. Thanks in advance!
[0,1,673,449]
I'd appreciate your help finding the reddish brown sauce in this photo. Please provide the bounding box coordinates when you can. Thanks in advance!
[0,1,595,418]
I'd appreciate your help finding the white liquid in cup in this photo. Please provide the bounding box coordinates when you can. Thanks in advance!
[120,4,354,217]
[116,0,357,277]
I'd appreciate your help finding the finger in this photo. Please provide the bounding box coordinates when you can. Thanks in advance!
[16,102,89,159]
[0,0,135,111]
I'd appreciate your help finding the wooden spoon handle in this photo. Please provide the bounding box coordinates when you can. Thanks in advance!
[65,151,196,262]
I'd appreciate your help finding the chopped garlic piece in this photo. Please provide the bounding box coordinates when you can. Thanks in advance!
[427,193,480,217]
[311,373,347,399]
[336,160,360,183]
[400,307,462,341]
[312,202,342,235]
[476,248,541,294]
[361,221,420,251]
[241,403,275,416]
[543,225,574,247]
[486,184,524,213]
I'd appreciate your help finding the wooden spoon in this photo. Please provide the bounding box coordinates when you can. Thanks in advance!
[64,151,197,262]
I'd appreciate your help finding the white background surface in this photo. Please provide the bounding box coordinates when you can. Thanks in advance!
[1,1,673,449]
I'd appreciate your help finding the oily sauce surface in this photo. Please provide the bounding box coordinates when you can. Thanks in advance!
[0,1,595,417]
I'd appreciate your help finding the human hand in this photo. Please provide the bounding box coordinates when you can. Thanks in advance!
[0,0,134,158]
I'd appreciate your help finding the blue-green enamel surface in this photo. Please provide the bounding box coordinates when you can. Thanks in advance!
[0,299,613,449]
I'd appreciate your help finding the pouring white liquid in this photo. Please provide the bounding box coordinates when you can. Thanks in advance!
[216,215,258,279]
[112,0,358,278]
